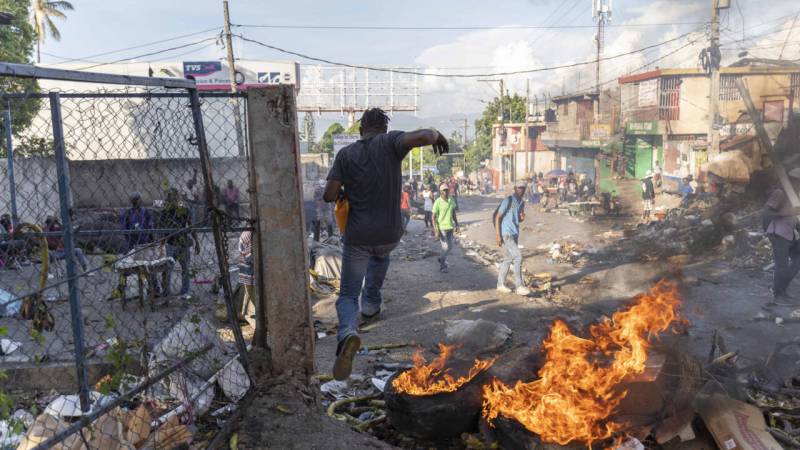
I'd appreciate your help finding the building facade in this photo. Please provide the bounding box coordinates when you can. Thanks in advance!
[618,63,800,189]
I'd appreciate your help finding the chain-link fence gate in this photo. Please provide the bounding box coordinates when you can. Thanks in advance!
[0,63,254,449]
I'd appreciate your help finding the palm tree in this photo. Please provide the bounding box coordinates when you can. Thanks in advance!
[31,0,74,63]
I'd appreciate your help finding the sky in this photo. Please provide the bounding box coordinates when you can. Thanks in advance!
[38,0,800,135]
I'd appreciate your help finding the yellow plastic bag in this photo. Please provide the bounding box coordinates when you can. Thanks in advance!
[334,198,349,234]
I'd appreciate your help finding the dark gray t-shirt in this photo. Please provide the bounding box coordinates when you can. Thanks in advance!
[327,130,410,246]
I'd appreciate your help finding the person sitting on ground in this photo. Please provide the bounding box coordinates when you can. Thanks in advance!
[160,188,200,298]
[432,183,458,273]
[495,180,531,296]
[763,188,800,304]
[44,216,92,276]
[680,177,695,208]
[323,107,449,381]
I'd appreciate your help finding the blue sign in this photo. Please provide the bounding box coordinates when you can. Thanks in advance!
[183,61,221,77]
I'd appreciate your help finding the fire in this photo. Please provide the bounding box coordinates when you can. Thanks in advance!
[482,280,682,447]
[392,344,496,396]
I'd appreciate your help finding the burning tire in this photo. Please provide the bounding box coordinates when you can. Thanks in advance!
[384,363,489,440]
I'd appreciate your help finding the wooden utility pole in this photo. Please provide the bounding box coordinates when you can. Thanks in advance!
[708,0,722,157]
[247,86,315,380]
[222,0,246,157]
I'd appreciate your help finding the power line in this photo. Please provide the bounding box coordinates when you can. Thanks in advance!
[43,27,222,66]
[236,31,696,78]
[779,7,800,59]
[76,37,219,71]
[231,21,707,31]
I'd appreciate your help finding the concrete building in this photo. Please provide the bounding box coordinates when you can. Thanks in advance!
[618,63,800,189]
[538,90,617,183]
[490,122,547,188]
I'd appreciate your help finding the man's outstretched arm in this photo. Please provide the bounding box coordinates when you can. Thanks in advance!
[396,129,449,158]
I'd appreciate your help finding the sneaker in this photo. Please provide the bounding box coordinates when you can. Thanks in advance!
[359,309,381,326]
[516,286,532,296]
[440,265,449,273]
[333,334,361,381]
[496,285,512,293]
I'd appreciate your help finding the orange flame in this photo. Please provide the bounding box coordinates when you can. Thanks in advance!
[392,344,496,396]
[482,280,682,447]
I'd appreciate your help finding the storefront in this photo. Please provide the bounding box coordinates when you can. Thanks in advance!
[624,121,663,179]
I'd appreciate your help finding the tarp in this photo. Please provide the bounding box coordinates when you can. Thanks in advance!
[706,150,753,184]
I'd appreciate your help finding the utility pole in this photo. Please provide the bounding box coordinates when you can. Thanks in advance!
[525,79,531,175]
[478,79,507,182]
[223,0,246,157]
[593,0,612,122]
[707,0,727,157]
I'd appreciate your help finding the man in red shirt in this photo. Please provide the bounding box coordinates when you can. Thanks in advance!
[400,184,412,232]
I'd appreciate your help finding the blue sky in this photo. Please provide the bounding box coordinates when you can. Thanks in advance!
[39,0,800,130]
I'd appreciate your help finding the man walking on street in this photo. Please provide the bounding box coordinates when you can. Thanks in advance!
[324,108,449,380]
[400,184,412,232]
[495,180,531,296]
[763,188,800,304]
[422,187,433,228]
[432,183,458,273]
[641,171,656,221]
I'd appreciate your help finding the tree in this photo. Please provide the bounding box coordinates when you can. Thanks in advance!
[317,122,345,155]
[466,93,527,173]
[31,0,73,62]
[0,0,41,145]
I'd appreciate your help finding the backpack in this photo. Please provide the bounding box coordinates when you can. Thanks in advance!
[492,195,514,235]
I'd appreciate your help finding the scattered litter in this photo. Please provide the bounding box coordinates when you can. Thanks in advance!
[0,288,20,317]
[371,378,387,392]
[775,317,784,325]
[0,339,21,355]
[44,392,101,418]
[613,437,644,450]
[697,394,781,450]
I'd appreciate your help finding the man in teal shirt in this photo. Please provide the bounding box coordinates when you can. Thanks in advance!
[432,183,458,273]
[495,180,531,295]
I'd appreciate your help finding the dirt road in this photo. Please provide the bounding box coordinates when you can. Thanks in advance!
[313,193,800,375]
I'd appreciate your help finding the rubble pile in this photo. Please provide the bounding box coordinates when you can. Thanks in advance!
[11,314,250,449]
[547,241,589,266]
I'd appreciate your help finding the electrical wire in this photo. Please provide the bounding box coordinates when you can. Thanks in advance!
[235,31,697,79]
[779,7,800,60]
[231,21,708,31]
[76,37,219,71]
[43,26,223,66]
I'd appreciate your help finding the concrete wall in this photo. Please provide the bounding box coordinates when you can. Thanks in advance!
[0,157,61,223]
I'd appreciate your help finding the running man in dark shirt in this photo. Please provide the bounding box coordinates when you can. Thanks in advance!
[324,108,449,380]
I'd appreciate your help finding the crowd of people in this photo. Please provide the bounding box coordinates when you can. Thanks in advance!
[0,178,248,303]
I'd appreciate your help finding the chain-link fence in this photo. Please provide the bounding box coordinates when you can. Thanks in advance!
[0,64,254,449]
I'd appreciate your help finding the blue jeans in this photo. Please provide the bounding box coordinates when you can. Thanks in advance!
[498,235,523,288]
[439,230,454,266]
[336,242,397,343]
[164,244,191,295]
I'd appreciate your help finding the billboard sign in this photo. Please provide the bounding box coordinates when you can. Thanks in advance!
[626,121,659,135]
[183,60,299,91]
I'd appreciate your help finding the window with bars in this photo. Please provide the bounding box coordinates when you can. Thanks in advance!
[719,75,742,101]
[659,77,681,120]
[792,73,800,101]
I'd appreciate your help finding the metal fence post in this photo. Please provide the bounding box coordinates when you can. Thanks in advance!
[2,110,18,226]
[49,92,91,412]
[187,88,251,375]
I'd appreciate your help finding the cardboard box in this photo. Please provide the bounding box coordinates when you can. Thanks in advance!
[696,394,781,450]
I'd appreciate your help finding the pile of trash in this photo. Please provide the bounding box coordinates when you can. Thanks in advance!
[393,233,437,262]
[625,206,737,260]
[546,241,588,266]
[12,314,250,449]
[462,240,503,267]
